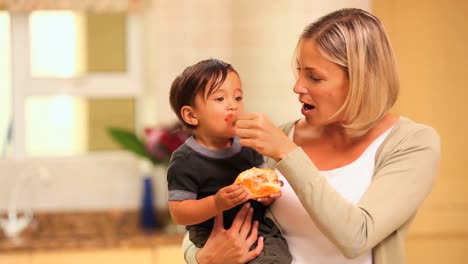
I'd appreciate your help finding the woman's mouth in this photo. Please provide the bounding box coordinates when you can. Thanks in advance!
[301,103,315,115]
[302,103,315,111]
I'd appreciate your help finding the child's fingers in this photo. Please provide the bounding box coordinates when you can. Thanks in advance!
[225,185,248,198]
[220,184,242,193]
[230,189,249,204]
[269,192,282,199]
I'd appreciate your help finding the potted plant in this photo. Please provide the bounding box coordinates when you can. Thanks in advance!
[108,122,190,230]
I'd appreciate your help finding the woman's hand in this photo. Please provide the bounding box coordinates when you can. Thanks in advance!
[196,203,264,264]
[235,112,297,161]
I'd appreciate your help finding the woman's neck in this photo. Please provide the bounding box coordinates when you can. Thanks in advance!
[319,123,358,150]
[297,113,398,150]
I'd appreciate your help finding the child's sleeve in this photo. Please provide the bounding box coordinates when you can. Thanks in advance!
[253,149,267,168]
[167,156,199,201]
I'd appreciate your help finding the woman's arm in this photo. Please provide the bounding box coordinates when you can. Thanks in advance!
[236,113,440,258]
[276,125,440,258]
[183,203,264,264]
[170,184,249,226]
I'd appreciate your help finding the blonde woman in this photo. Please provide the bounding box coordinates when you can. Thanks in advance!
[184,8,440,264]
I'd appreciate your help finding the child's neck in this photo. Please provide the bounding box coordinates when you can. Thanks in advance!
[193,134,233,150]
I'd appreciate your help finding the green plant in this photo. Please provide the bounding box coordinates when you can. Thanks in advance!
[108,122,190,166]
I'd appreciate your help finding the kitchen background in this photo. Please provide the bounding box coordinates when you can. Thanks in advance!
[0,0,466,263]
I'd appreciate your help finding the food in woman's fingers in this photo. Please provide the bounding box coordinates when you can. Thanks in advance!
[234,167,283,198]
[225,114,238,126]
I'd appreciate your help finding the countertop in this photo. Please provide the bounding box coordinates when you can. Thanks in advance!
[0,210,184,252]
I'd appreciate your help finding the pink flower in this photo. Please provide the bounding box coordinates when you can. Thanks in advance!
[143,123,190,164]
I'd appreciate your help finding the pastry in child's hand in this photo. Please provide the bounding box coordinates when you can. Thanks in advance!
[234,167,283,198]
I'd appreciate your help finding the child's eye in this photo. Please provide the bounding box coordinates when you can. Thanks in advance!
[215,97,224,102]
[235,96,243,101]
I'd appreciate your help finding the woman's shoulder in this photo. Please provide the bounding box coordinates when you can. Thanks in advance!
[378,116,440,160]
[391,116,439,141]
[278,119,301,134]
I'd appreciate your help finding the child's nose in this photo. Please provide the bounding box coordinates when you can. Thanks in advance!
[228,101,238,110]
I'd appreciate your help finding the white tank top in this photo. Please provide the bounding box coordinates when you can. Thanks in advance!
[271,126,393,264]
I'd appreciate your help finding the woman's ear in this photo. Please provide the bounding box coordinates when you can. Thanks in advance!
[181,106,198,126]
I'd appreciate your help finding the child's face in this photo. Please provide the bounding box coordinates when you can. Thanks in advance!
[193,71,243,139]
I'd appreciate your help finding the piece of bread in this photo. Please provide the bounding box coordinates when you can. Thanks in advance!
[234,167,283,198]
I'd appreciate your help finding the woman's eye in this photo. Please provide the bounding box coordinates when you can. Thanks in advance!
[309,75,321,82]
[235,96,243,101]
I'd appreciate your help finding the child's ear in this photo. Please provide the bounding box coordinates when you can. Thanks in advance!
[181,106,198,126]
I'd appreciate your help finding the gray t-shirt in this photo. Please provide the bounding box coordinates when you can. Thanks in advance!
[167,136,266,230]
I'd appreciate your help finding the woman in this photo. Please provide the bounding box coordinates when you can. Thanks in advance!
[184,8,440,264]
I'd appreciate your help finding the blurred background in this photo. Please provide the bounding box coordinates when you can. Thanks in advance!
[0,0,466,263]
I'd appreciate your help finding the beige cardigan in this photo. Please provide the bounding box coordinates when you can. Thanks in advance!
[183,116,441,264]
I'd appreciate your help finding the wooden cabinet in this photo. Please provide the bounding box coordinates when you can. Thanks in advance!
[0,246,185,264]
[0,252,31,264]
[153,245,185,264]
[31,249,153,264]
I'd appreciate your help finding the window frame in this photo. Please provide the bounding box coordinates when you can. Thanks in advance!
[9,13,143,158]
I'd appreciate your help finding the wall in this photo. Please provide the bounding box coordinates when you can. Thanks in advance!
[139,0,234,126]
[373,1,468,263]
[231,0,369,124]
[1,0,373,211]
[142,0,370,126]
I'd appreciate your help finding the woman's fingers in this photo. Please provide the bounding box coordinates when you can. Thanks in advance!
[197,204,263,264]
[238,207,254,239]
[211,212,225,235]
[245,236,264,262]
[242,220,263,262]
[229,202,250,232]
[236,127,259,140]
[245,220,259,246]
[238,137,259,150]
[236,112,260,122]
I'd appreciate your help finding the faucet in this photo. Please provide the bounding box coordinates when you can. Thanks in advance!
[0,166,49,237]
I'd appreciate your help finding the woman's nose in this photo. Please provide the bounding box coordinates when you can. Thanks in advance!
[293,80,307,94]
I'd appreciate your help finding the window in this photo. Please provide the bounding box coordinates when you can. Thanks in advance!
[3,12,142,158]
[0,12,11,158]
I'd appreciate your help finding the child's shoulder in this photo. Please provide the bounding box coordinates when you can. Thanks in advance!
[169,143,201,167]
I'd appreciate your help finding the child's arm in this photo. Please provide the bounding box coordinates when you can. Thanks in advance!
[169,184,250,226]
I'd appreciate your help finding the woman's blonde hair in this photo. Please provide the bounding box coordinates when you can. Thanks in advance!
[296,8,399,136]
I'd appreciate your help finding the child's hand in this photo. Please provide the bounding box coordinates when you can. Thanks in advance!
[215,184,250,212]
[255,191,281,206]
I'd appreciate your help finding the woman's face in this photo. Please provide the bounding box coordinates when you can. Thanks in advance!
[193,71,244,139]
[294,39,349,126]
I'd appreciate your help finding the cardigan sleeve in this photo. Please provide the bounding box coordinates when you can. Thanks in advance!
[275,125,440,259]
[182,232,200,264]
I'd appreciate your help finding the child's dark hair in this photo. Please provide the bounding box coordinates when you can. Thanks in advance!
[169,58,238,130]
